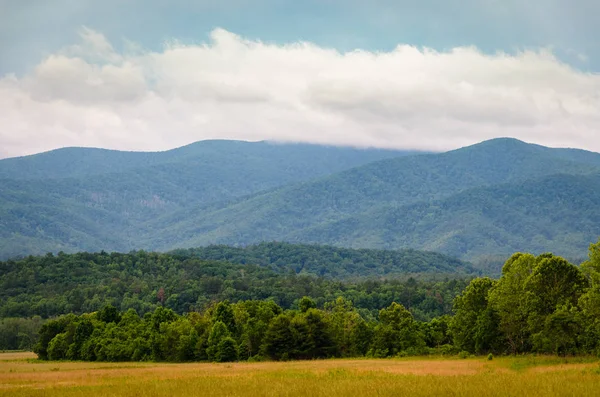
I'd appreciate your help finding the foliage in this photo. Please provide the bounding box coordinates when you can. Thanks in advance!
[172,242,476,278]
[0,317,44,350]
[30,239,600,361]
[0,141,408,259]
[140,138,600,266]
[2,139,600,267]
[0,248,471,321]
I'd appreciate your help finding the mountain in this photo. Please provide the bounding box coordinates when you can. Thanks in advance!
[289,173,600,262]
[144,138,600,266]
[0,140,412,258]
[0,140,412,181]
[2,137,600,269]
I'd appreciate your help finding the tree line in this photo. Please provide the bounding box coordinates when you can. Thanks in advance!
[32,239,600,361]
[34,298,452,362]
[0,246,471,352]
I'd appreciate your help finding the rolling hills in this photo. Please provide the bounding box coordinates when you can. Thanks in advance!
[0,141,411,258]
[142,138,600,265]
[170,242,476,278]
[1,137,600,271]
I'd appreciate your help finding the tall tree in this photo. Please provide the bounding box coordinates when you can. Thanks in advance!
[488,253,536,353]
[524,254,588,353]
[450,278,501,354]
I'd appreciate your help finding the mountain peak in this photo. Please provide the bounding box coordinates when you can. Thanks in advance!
[459,137,531,151]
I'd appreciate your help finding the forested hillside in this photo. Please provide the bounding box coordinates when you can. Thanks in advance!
[0,141,410,258]
[2,138,600,265]
[0,244,474,322]
[290,174,600,262]
[171,242,475,278]
[146,139,600,265]
[21,239,600,361]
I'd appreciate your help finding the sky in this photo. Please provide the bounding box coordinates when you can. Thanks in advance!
[1,0,599,158]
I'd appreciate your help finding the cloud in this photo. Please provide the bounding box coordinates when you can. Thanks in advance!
[1,27,600,158]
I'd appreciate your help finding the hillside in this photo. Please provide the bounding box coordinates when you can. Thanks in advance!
[170,242,476,278]
[145,139,600,264]
[0,141,411,258]
[290,173,600,262]
[2,137,600,266]
[0,247,472,320]
[0,140,410,181]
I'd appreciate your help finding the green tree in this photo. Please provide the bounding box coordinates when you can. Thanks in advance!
[371,302,423,357]
[215,337,238,362]
[47,333,69,360]
[33,314,77,360]
[579,239,600,353]
[524,254,588,353]
[533,305,581,355]
[97,305,121,324]
[213,301,237,334]
[206,321,231,361]
[298,296,316,313]
[262,314,294,361]
[488,253,535,354]
[450,278,501,354]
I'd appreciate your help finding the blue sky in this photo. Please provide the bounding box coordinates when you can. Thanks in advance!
[0,1,599,157]
[2,0,598,74]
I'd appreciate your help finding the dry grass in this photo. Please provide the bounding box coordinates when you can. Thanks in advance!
[1,352,599,396]
[0,353,36,361]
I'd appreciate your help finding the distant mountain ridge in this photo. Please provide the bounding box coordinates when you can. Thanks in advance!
[0,140,411,180]
[0,140,413,259]
[142,138,600,265]
[1,137,599,273]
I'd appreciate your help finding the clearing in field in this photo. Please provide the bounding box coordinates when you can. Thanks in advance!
[1,352,599,396]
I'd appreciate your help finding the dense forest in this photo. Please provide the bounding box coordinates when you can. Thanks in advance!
[31,239,600,361]
[4,239,600,359]
[3,138,600,266]
[0,244,473,350]
[0,141,408,259]
[133,139,600,265]
[171,243,476,278]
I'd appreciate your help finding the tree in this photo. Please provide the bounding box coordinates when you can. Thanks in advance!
[488,253,536,354]
[213,301,237,334]
[450,278,501,354]
[34,314,77,360]
[298,296,316,313]
[206,321,230,361]
[423,315,452,348]
[215,337,238,362]
[67,318,94,360]
[262,314,294,360]
[325,297,364,357]
[524,254,588,353]
[97,305,121,324]
[533,305,581,355]
[371,302,423,357]
[579,239,600,353]
[47,333,69,360]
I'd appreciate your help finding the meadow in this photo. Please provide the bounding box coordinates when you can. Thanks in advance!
[1,352,599,396]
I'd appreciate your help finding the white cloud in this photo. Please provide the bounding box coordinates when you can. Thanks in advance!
[1,27,600,158]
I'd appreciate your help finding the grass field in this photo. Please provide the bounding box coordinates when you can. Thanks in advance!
[1,352,599,396]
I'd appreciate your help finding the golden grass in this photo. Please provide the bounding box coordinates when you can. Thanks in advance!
[1,352,599,396]
[0,353,36,362]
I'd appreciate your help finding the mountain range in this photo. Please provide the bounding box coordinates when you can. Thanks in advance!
[1,137,599,271]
